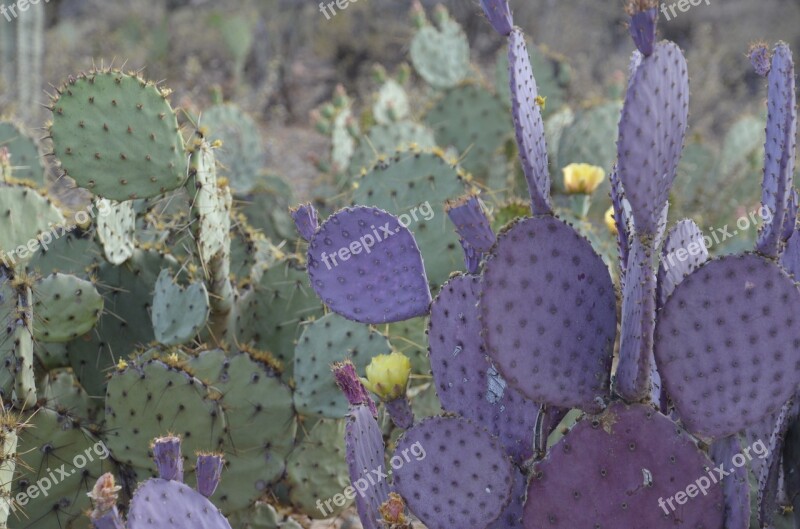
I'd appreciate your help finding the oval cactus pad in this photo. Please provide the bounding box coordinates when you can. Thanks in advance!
[128,478,232,529]
[393,416,514,529]
[429,273,540,462]
[480,216,616,412]
[655,254,800,439]
[524,403,725,529]
[307,206,432,324]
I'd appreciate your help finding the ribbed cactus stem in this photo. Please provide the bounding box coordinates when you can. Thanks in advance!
[0,416,17,529]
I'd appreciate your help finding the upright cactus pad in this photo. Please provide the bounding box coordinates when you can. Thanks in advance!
[151,269,210,346]
[409,6,470,89]
[479,0,513,36]
[345,405,391,529]
[710,436,750,529]
[32,272,103,342]
[524,403,725,528]
[393,416,514,529]
[428,273,539,462]
[95,198,136,265]
[755,43,796,257]
[305,206,432,324]
[445,194,496,253]
[49,69,188,200]
[201,103,264,194]
[480,217,616,412]
[655,254,800,439]
[508,29,552,215]
[616,42,689,236]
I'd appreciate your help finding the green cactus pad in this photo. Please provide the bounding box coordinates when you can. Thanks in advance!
[348,121,436,177]
[49,69,187,200]
[13,409,114,529]
[151,269,210,345]
[352,150,469,288]
[238,180,297,245]
[32,272,103,342]
[424,84,512,180]
[294,313,390,418]
[0,184,65,267]
[41,368,103,423]
[193,351,297,513]
[235,258,323,380]
[95,198,135,265]
[410,9,470,89]
[285,419,350,518]
[66,249,178,396]
[202,103,264,194]
[0,120,45,185]
[104,359,225,475]
[35,342,70,370]
[25,230,101,277]
[373,79,410,125]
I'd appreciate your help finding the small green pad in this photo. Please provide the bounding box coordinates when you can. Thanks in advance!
[294,313,390,418]
[49,69,188,200]
[410,10,470,89]
[95,197,135,264]
[151,269,210,346]
[189,143,230,263]
[0,120,45,185]
[0,184,64,267]
[32,272,103,342]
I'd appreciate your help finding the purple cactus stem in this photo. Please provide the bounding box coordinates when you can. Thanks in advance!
[345,405,392,529]
[333,361,378,417]
[758,397,799,527]
[152,435,184,482]
[459,239,481,274]
[617,41,689,236]
[479,0,513,36]
[384,396,414,429]
[750,42,772,77]
[196,453,225,498]
[609,165,630,281]
[445,194,496,253]
[524,403,725,528]
[709,436,750,529]
[508,29,552,216]
[627,4,657,57]
[616,236,658,403]
[654,254,800,439]
[291,203,319,242]
[306,206,432,324]
[756,43,796,257]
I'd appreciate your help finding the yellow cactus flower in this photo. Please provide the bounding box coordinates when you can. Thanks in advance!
[563,163,606,194]
[362,352,411,401]
[605,206,618,235]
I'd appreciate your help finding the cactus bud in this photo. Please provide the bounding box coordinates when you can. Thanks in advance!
[362,352,411,401]
[333,361,377,416]
[152,435,183,482]
[749,42,772,77]
[195,453,224,498]
[410,0,426,29]
[379,492,411,527]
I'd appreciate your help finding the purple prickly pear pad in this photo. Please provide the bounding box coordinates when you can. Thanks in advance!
[524,403,725,529]
[479,0,513,36]
[709,436,750,529]
[508,29,552,215]
[429,273,540,462]
[345,405,392,529]
[480,217,616,412]
[291,203,319,242]
[627,5,658,57]
[617,41,689,236]
[393,416,514,529]
[307,206,432,324]
[445,194,496,253]
[128,478,232,529]
[655,254,800,439]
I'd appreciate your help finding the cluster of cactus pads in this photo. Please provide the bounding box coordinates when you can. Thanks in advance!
[292,1,800,528]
